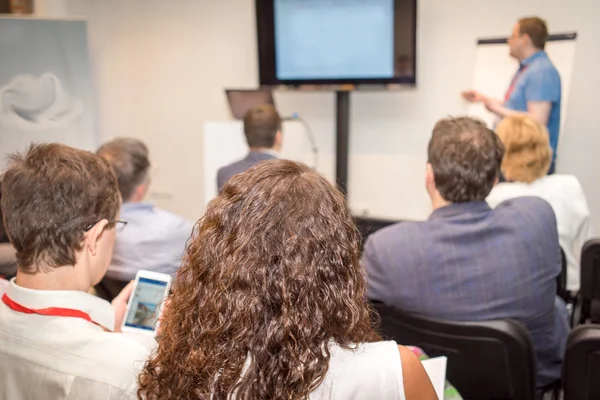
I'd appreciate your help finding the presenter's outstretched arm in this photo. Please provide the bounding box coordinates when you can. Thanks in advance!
[462,90,551,125]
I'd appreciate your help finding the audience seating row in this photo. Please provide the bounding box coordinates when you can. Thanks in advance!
[357,216,600,400]
[574,239,600,324]
[373,301,600,400]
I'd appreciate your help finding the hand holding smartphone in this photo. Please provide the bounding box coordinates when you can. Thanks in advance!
[121,270,171,335]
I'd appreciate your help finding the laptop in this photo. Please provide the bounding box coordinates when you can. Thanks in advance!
[225,89,275,120]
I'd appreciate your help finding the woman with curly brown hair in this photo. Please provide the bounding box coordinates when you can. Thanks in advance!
[138,159,436,400]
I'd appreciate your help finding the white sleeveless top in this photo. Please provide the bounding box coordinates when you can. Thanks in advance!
[227,341,405,400]
[311,340,406,399]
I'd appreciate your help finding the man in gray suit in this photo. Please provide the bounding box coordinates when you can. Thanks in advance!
[217,104,282,191]
[363,116,569,388]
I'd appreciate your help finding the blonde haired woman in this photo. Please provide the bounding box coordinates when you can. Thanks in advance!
[487,116,591,292]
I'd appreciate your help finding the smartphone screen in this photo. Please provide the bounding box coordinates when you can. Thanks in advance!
[124,277,169,331]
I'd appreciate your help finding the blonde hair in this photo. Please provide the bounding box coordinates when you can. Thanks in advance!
[496,116,552,183]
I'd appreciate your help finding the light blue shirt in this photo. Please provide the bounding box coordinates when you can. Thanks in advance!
[106,203,194,281]
[504,51,561,168]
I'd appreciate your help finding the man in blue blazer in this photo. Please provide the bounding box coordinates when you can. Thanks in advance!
[217,105,282,192]
[363,116,569,388]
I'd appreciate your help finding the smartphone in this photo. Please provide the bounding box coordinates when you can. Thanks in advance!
[121,270,171,335]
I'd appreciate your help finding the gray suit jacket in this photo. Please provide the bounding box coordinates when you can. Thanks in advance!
[217,151,276,192]
[362,198,569,387]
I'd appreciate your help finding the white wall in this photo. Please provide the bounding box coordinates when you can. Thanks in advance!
[61,0,259,223]
[54,0,600,232]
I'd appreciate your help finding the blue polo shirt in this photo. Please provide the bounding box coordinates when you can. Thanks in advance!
[504,51,561,168]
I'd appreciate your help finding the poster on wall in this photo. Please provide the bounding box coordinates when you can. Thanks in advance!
[0,18,97,166]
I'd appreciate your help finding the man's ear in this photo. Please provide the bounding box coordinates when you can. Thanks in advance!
[137,182,148,199]
[129,182,149,203]
[84,219,109,256]
[425,163,435,185]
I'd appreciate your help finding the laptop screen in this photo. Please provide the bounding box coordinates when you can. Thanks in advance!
[225,89,275,120]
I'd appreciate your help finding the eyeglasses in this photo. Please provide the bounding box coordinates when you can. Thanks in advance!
[85,220,128,233]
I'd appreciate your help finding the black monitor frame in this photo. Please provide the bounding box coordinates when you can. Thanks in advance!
[255,0,417,87]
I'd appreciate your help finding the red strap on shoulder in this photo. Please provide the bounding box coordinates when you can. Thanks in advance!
[504,65,529,102]
[2,293,112,332]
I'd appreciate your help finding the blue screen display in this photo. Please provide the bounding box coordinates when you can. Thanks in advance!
[125,277,168,331]
[274,0,395,80]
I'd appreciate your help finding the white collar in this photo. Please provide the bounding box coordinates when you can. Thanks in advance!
[262,149,279,157]
[5,278,115,330]
[251,148,279,157]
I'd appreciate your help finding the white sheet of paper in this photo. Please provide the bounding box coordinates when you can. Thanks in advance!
[421,356,447,400]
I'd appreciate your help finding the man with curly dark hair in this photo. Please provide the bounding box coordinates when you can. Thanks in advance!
[363,116,569,388]
[138,159,437,400]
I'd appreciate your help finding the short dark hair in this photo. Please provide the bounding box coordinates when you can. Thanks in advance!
[519,17,549,50]
[0,183,6,243]
[1,143,120,273]
[428,117,504,203]
[243,104,282,148]
[97,138,150,202]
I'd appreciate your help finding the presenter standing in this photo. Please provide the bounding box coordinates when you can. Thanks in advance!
[463,17,561,173]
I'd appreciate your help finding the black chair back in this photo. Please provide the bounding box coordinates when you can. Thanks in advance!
[562,325,600,400]
[354,216,399,250]
[557,247,568,302]
[371,301,536,400]
[578,239,600,323]
[94,276,129,302]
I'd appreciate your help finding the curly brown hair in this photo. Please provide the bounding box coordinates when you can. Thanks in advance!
[138,160,380,400]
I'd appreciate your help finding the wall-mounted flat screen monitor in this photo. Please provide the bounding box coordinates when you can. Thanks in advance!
[256,0,417,86]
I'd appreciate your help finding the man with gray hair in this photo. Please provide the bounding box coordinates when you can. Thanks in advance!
[97,138,193,300]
